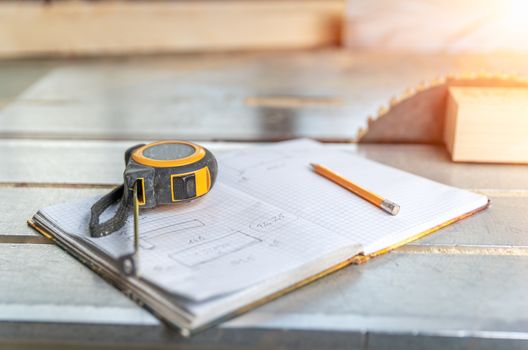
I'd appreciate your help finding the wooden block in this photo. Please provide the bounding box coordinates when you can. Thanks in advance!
[0,1,344,58]
[444,87,528,164]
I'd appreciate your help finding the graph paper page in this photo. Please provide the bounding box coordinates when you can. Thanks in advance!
[218,140,488,254]
[39,182,359,301]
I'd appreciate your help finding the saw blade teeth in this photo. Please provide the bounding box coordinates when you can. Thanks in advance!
[389,96,400,107]
[431,76,447,86]
[377,105,388,116]
[403,88,415,98]
[416,81,427,92]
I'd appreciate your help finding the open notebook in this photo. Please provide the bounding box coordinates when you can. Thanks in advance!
[29,139,489,335]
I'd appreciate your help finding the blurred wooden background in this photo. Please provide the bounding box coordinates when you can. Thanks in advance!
[0,0,344,58]
[1,0,527,59]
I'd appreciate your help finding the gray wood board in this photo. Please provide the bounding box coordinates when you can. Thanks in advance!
[0,187,109,237]
[2,187,528,249]
[0,244,157,325]
[0,140,526,190]
[417,196,528,246]
[1,52,528,141]
[0,60,55,102]
[0,140,248,185]
[3,244,528,349]
[4,324,525,350]
[226,251,528,335]
[0,324,366,350]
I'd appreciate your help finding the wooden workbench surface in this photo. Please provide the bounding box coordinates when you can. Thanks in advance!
[1,50,528,350]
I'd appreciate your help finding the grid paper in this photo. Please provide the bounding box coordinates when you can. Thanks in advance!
[218,142,488,254]
[40,182,357,301]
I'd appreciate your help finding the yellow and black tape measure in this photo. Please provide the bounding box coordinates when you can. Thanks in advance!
[89,141,218,238]
[128,141,217,207]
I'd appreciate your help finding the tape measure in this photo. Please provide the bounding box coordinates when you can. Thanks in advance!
[89,141,218,275]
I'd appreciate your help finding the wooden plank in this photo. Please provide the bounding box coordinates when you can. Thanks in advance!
[0,187,109,237]
[2,141,527,248]
[0,51,385,142]
[2,323,525,350]
[0,1,344,58]
[416,196,528,246]
[226,252,528,338]
[5,185,528,249]
[0,140,251,184]
[0,244,158,325]
[3,244,528,348]
[0,246,365,349]
[0,140,130,185]
[0,61,55,102]
[367,334,528,350]
[2,140,526,190]
[2,52,528,142]
[0,324,364,350]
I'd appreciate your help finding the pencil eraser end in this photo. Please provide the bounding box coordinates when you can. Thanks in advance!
[381,199,400,216]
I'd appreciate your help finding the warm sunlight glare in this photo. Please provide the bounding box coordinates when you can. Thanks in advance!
[502,0,528,32]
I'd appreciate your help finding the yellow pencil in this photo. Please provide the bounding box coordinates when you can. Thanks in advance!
[311,163,400,215]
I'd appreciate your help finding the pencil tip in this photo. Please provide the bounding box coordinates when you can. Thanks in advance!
[310,163,317,168]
